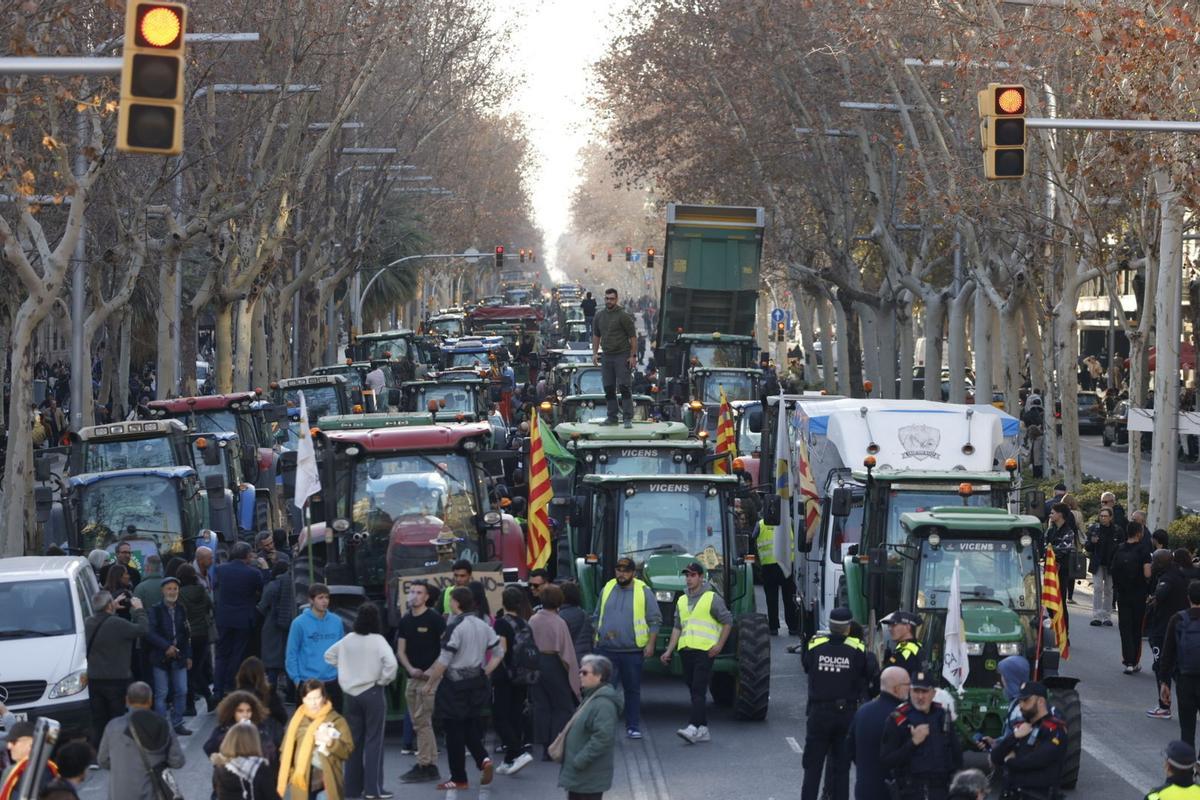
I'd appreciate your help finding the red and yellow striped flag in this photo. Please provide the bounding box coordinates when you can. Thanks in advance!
[526,408,553,571]
[1042,545,1069,659]
[713,386,736,474]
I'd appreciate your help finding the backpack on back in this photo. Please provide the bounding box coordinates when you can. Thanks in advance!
[1176,611,1200,675]
[507,617,541,686]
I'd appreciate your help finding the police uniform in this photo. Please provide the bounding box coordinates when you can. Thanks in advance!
[1146,741,1200,799]
[882,611,925,675]
[989,681,1068,798]
[879,671,962,800]
[800,607,872,800]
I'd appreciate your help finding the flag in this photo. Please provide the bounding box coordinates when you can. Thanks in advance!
[943,558,970,692]
[772,391,793,576]
[294,391,321,509]
[538,415,575,478]
[526,409,554,571]
[713,385,736,474]
[1042,546,1070,659]
[795,428,821,549]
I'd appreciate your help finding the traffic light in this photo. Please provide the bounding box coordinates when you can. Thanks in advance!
[646,247,655,270]
[976,83,1026,180]
[590,253,595,261]
[775,321,786,342]
[494,246,504,268]
[118,2,188,155]
[519,248,526,263]
[606,251,612,263]
[625,246,632,262]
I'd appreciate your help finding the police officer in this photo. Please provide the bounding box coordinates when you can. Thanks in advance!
[800,607,873,800]
[879,670,962,800]
[754,517,799,636]
[1145,741,1200,799]
[882,610,924,675]
[989,681,1068,798]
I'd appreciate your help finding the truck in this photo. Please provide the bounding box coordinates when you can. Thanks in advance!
[762,397,1022,637]
[842,506,1081,787]
[653,204,765,381]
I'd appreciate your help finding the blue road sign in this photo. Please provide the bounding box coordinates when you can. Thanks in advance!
[771,307,785,323]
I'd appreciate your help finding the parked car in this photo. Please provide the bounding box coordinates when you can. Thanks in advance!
[1054,391,1106,434]
[1102,399,1153,450]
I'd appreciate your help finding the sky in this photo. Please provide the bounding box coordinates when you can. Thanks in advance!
[491,0,635,283]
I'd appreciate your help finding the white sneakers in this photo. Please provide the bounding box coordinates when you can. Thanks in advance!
[675,725,711,744]
[507,752,534,774]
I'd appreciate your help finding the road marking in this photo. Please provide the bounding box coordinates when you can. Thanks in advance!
[1080,723,1160,793]
[786,736,803,755]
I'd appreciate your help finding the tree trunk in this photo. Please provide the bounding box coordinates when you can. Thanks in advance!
[1023,297,1056,472]
[251,296,268,391]
[816,296,836,393]
[3,298,48,555]
[843,300,865,399]
[947,283,975,404]
[898,294,915,399]
[832,299,852,397]
[180,305,198,396]
[1000,300,1022,415]
[233,296,256,391]
[1053,275,1084,490]
[215,301,234,394]
[156,255,179,400]
[973,287,993,403]
[1149,169,1184,528]
[269,295,289,385]
[874,299,897,399]
[117,311,132,420]
[857,302,880,393]
[922,293,946,401]
[794,286,819,388]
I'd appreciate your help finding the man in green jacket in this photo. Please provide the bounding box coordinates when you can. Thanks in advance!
[591,287,638,428]
[558,654,623,797]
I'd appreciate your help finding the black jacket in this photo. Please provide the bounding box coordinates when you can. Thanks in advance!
[1160,607,1200,678]
[1110,540,1150,595]
[1150,566,1191,641]
[146,601,191,668]
[880,701,962,781]
[848,692,903,800]
[990,712,1068,791]
[85,609,149,681]
[1084,522,1121,573]
[213,756,280,800]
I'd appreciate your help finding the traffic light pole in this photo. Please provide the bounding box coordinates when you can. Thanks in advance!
[353,252,483,331]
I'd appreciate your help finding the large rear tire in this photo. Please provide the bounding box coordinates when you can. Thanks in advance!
[1050,687,1082,789]
[733,612,770,721]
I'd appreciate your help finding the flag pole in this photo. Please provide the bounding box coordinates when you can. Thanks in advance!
[305,503,314,587]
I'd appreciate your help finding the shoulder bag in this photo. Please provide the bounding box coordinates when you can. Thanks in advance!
[548,694,597,763]
[128,721,184,800]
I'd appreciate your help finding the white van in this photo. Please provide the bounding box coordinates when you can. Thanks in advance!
[0,557,98,735]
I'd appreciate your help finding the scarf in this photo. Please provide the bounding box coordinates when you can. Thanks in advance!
[277,701,331,798]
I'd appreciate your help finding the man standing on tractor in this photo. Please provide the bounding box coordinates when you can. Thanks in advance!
[988,681,1068,798]
[800,607,873,800]
[660,562,733,745]
[593,557,662,740]
[879,670,962,799]
[591,287,638,429]
[754,517,799,636]
[881,611,925,676]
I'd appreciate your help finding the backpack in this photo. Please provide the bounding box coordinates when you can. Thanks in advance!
[1023,404,1044,428]
[506,617,541,686]
[1176,611,1200,676]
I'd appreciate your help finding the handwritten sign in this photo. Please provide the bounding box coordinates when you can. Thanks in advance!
[394,561,506,615]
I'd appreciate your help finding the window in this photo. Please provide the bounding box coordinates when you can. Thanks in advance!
[916,539,1037,610]
[83,437,175,472]
[78,476,184,554]
[0,579,76,638]
[618,486,726,567]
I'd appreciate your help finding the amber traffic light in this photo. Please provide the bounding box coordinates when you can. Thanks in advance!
[118,2,187,155]
[646,247,655,269]
[977,83,1026,180]
[519,248,526,263]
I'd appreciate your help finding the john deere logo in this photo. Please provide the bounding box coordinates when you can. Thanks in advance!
[984,658,998,671]
[898,424,940,461]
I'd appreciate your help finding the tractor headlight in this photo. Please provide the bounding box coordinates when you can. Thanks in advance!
[997,642,1021,656]
[965,642,983,656]
[654,590,674,603]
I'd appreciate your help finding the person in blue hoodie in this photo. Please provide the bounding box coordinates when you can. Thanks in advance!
[979,655,1030,750]
[285,583,346,711]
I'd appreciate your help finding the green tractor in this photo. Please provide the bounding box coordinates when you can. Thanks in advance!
[843,506,1082,788]
[567,473,770,720]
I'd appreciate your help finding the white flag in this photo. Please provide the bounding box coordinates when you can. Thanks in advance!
[773,391,794,576]
[942,558,970,693]
[294,391,322,509]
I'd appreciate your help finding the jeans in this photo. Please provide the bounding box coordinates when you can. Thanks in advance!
[599,648,645,731]
[405,676,438,767]
[1177,674,1200,747]
[600,353,633,421]
[153,665,189,728]
[801,705,854,800]
[1116,590,1146,667]
[213,626,251,698]
[762,563,799,633]
[679,649,713,728]
[343,685,386,797]
[444,717,488,784]
[1091,567,1113,622]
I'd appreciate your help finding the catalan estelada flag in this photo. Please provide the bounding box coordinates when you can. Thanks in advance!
[526,408,553,571]
[714,385,736,474]
[1042,546,1069,659]
[795,430,821,549]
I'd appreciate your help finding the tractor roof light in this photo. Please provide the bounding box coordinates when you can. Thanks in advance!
[928,532,942,548]
[1005,457,1018,472]
[733,457,745,472]
[540,401,552,412]
[353,404,364,414]
[625,487,636,497]
[958,482,974,497]
[689,400,703,411]
[195,437,208,450]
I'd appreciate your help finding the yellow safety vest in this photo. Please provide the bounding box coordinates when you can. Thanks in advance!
[756,520,794,567]
[677,591,721,651]
[1147,784,1200,799]
[807,635,866,652]
[596,578,650,647]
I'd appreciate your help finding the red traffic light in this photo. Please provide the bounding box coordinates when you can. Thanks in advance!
[590,253,595,261]
[495,246,504,255]
[606,251,612,262]
[136,4,184,49]
[624,246,632,262]
[994,86,1025,115]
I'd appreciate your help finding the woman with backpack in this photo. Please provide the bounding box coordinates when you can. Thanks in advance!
[494,587,535,776]
[529,585,582,761]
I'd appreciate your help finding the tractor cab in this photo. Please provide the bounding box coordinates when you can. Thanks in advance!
[402,379,488,424]
[659,332,758,390]
[68,419,193,475]
[191,432,258,544]
[271,375,351,419]
[426,311,466,339]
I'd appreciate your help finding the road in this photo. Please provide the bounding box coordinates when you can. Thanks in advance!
[1075,433,1200,510]
[76,587,1175,799]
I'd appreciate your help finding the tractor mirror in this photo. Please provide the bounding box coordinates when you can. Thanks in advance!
[761,493,781,526]
[34,486,53,521]
[202,443,222,467]
[746,406,763,433]
[204,473,226,493]
[830,487,852,518]
[1025,489,1047,520]
[34,455,52,483]
[263,404,288,424]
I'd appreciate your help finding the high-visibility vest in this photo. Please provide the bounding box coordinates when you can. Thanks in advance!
[596,578,650,647]
[807,635,866,652]
[1147,784,1200,799]
[677,591,721,651]
[756,520,792,567]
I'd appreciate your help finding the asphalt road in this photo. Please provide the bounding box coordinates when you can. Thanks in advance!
[75,584,1177,800]
[1075,432,1200,510]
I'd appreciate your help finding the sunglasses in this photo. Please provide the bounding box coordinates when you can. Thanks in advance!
[579,669,593,675]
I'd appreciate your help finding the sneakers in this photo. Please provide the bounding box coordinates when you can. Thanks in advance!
[676,724,698,743]
[1123,665,1135,674]
[1147,707,1172,720]
[626,728,643,740]
[366,792,395,800]
[172,725,193,736]
[691,725,711,743]
[401,764,439,783]
[1133,665,1143,673]
[623,418,633,429]
[480,758,494,786]
[436,780,468,790]
[1103,620,1114,626]
[400,745,416,755]
[600,417,619,426]
[506,751,534,775]
[1090,619,1103,626]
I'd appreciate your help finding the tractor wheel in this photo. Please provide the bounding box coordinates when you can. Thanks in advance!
[709,672,735,706]
[1050,687,1082,789]
[733,612,771,721]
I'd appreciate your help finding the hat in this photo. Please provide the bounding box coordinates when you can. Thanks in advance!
[882,610,921,627]
[1166,740,1197,770]
[5,720,35,741]
[829,607,854,626]
[615,557,636,571]
[1053,482,1067,492]
[681,561,705,575]
[159,576,181,588]
[911,671,936,689]
[1017,681,1048,699]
